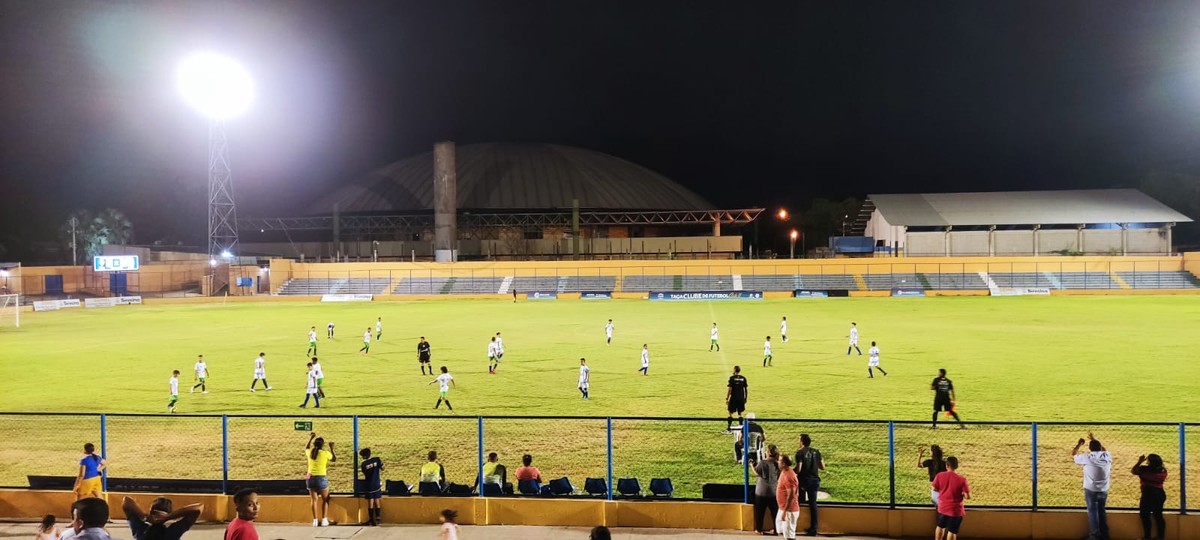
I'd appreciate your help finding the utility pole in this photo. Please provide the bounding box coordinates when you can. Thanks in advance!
[70,216,78,266]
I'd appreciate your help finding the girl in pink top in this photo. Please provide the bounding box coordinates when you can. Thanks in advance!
[440,509,459,540]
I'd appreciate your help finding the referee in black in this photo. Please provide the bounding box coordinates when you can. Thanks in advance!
[725,366,748,433]
[931,368,965,429]
[417,336,432,375]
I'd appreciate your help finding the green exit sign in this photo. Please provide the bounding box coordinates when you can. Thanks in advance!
[294,421,312,431]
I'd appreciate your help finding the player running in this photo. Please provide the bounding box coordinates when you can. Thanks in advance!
[763,336,773,367]
[418,337,432,375]
[605,319,614,345]
[578,358,591,400]
[867,341,887,378]
[709,323,721,352]
[428,366,455,411]
[932,368,964,429]
[487,336,500,374]
[781,316,789,342]
[312,357,326,398]
[327,321,335,339]
[191,355,209,394]
[168,370,179,413]
[847,322,862,355]
[250,352,272,391]
[376,318,383,341]
[307,327,318,356]
[300,362,320,408]
[638,344,649,376]
[495,332,505,359]
[359,328,371,354]
[724,366,747,432]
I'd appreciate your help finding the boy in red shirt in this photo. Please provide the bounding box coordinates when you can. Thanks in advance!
[225,488,260,540]
[931,456,970,540]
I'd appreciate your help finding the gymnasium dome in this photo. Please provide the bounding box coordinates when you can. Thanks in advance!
[309,142,714,213]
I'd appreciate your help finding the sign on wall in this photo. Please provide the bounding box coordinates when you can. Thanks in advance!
[93,255,139,272]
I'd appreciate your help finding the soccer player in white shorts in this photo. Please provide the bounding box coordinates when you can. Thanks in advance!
[250,352,272,391]
[847,322,862,355]
[605,320,614,345]
[867,341,887,378]
[578,358,590,400]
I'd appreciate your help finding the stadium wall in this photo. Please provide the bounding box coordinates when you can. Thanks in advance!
[904,228,1169,256]
[15,263,209,296]
[1,490,1197,538]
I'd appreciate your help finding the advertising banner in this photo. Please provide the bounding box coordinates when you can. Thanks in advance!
[85,298,117,309]
[580,291,613,300]
[33,299,82,311]
[116,296,142,305]
[793,290,829,298]
[890,287,926,297]
[320,294,374,302]
[989,287,1051,297]
[648,291,763,301]
[526,291,558,300]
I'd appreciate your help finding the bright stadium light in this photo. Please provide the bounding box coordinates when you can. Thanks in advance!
[176,53,255,121]
[221,250,233,259]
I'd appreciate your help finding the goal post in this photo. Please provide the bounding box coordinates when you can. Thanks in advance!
[0,294,18,328]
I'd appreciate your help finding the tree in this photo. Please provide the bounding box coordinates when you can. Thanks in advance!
[59,208,135,264]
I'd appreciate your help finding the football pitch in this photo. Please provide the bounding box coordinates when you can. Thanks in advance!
[1,295,1198,504]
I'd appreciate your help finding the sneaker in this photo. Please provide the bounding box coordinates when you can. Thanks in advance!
[250,388,256,392]
[299,405,307,408]
[320,518,329,527]
[202,391,208,394]
[266,387,272,390]
[189,388,194,393]
[313,519,319,527]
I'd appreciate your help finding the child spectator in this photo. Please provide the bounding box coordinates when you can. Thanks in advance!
[359,448,384,526]
[36,514,60,540]
[515,454,543,483]
[439,509,459,540]
[919,445,947,505]
[225,489,259,540]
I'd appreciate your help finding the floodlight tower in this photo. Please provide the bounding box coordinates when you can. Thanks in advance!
[176,52,254,262]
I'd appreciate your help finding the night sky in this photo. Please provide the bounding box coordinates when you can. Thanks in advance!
[3,1,1200,255]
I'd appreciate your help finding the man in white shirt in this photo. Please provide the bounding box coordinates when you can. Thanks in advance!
[300,362,320,408]
[191,355,209,394]
[709,323,720,352]
[605,319,614,345]
[847,322,862,355]
[578,358,591,400]
[359,328,372,354]
[312,357,326,398]
[376,317,383,341]
[488,337,500,374]
[639,344,649,376]
[326,321,335,339]
[867,341,887,378]
[780,316,789,343]
[307,327,318,356]
[428,366,455,411]
[495,332,505,359]
[168,371,179,413]
[250,353,271,391]
[1072,433,1112,540]
[762,336,773,367]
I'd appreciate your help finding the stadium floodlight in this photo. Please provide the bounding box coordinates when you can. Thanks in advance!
[177,52,253,264]
[777,209,789,221]
[789,229,799,259]
[220,250,233,259]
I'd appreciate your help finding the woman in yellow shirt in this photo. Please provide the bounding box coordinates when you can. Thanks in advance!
[306,433,336,527]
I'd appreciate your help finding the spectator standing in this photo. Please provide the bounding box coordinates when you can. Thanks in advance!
[71,498,118,540]
[931,456,970,540]
[1072,433,1111,540]
[420,451,447,491]
[73,443,106,500]
[36,514,60,540]
[439,509,459,540]
[359,448,384,526]
[305,433,336,527]
[224,489,260,540]
[919,445,948,505]
[775,455,800,540]
[794,434,825,537]
[515,454,543,483]
[122,496,202,540]
[752,444,781,535]
[1132,453,1168,540]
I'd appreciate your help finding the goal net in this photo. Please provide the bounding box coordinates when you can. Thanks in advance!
[0,294,18,328]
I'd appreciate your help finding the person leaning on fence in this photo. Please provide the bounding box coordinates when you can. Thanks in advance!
[794,434,825,537]
[421,451,448,492]
[71,497,120,540]
[751,444,781,536]
[359,448,384,526]
[305,433,336,527]
[919,445,948,506]
[775,454,800,540]
[931,456,970,540]
[1072,432,1112,540]
[225,488,260,540]
[122,495,202,540]
[73,443,107,500]
[1132,453,1168,540]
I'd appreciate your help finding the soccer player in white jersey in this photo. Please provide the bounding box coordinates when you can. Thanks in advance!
[763,336,773,367]
[168,370,180,413]
[326,321,335,339]
[312,357,326,398]
[639,344,649,376]
[709,323,721,352]
[250,352,272,392]
[191,355,209,394]
[307,326,318,356]
[376,317,383,341]
[428,366,456,411]
[494,332,505,359]
[359,328,371,354]
[605,319,614,345]
[780,316,789,342]
[578,358,591,400]
[847,322,862,355]
[300,362,320,408]
[487,336,499,374]
[867,341,888,378]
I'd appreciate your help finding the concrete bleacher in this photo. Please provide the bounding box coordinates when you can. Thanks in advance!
[1117,271,1200,289]
[988,272,1056,289]
[738,275,799,291]
[392,277,451,294]
[739,274,861,291]
[559,276,617,292]
[621,276,679,292]
[862,273,920,291]
[919,273,988,290]
[277,278,393,295]
[1057,272,1116,289]
[446,277,506,294]
[510,277,559,292]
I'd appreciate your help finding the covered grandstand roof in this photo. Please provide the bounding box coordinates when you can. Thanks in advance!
[308,142,714,214]
[868,189,1191,227]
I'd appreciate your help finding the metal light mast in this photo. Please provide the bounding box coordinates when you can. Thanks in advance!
[208,119,238,259]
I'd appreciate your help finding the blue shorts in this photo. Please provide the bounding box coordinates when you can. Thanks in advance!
[362,488,382,500]
[306,475,330,491]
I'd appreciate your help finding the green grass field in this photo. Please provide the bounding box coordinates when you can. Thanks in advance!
[1,295,1198,505]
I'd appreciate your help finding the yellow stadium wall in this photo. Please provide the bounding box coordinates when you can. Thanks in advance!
[3,491,1197,539]
[15,264,210,296]
[1184,251,1200,278]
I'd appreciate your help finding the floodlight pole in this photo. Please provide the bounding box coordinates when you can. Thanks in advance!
[207,119,239,261]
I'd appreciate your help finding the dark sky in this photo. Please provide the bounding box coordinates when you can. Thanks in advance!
[4,0,1200,251]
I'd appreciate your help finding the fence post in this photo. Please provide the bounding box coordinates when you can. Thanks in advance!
[352,415,360,490]
[1031,422,1038,510]
[742,420,751,504]
[221,415,229,494]
[99,414,108,492]
[607,418,614,501]
[1180,423,1187,514]
[478,417,485,498]
[888,421,896,508]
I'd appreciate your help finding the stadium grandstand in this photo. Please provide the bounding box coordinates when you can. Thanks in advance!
[238,142,762,261]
